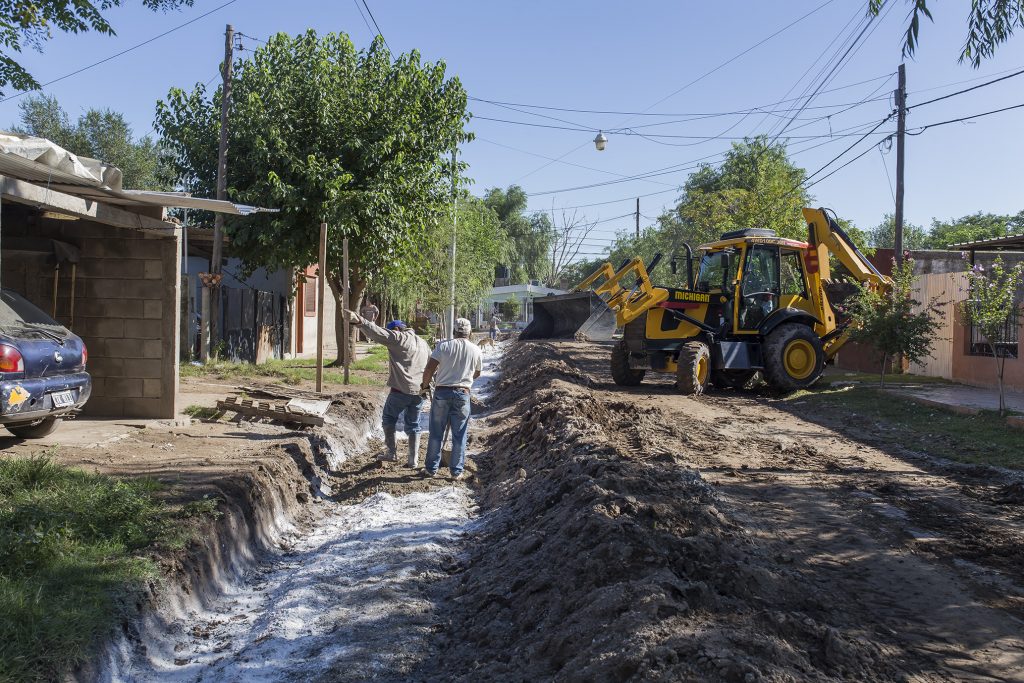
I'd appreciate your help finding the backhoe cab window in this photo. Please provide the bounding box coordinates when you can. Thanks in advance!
[695,251,732,292]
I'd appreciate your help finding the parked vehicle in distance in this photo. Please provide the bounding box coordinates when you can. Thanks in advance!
[0,289,90,438]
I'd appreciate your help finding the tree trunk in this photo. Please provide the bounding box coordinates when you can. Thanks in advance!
[996,351,1006,416]
[879,353,888,388]
[326,275,367,368]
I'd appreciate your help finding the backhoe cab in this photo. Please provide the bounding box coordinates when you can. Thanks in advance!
[522,207,890,394]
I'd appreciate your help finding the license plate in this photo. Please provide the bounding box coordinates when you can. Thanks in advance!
[50,390,75,408]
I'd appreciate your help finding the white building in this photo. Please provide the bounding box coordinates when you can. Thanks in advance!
[476,281,566,330]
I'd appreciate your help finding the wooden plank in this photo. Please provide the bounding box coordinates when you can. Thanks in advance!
[216,396,325,426]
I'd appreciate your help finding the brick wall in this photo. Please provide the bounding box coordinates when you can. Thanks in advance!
[1,203,180,418]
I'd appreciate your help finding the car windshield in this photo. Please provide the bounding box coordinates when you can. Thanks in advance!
[0,290,70,337]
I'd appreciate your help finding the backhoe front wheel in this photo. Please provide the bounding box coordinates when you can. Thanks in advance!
[611,341,645,386]
[676,341,711,395]
[763,323,825,392]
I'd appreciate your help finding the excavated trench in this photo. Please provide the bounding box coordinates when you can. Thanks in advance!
[97,351,505,682]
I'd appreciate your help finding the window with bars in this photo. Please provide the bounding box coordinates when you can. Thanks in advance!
[968,305,1019,358]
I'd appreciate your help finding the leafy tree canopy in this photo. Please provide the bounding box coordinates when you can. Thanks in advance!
[675,137,810,244]
[846,258,944,386]
[870,0,1024,66]
[157,31,469,295]
[483,185,553,283]
[13,93,169,190]
[867,213,930,250]
[959,256,1024,413]
[926,211,1024,248]
[383,193,507,319]
[0,0,192,95]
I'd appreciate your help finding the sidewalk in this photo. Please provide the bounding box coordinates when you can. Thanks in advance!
[883,384,1024,428]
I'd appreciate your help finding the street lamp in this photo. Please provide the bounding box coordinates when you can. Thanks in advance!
[594,131,607,151]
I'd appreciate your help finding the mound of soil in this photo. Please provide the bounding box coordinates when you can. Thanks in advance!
[416,342,899,682]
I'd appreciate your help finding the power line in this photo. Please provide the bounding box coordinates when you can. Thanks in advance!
[359,0,391,51]
[352,0,375,37]
[468,86,892,120]
[908,101,1024,134]
[0,0,241,104]
[909,67,1024,110]
[802,113,894,184]
[473,114,896,140]
[511,0,839,184]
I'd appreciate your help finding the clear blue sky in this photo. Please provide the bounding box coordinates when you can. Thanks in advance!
[5,0,1024,257]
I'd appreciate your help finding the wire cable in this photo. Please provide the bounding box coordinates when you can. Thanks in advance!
[0,0,241,104]
[359,0,391,51]
[909,67,1024,111]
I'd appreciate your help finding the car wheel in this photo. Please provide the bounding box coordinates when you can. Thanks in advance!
[7,417,61,439]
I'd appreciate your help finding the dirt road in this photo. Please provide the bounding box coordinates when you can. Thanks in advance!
[417,341,1024,682]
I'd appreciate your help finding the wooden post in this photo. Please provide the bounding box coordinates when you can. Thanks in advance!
[316,221,327,394]
[342,237,350,385]
[894,62,906,265]
[200,285,211,361]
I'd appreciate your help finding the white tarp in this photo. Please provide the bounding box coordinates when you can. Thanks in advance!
[0,132,276,216]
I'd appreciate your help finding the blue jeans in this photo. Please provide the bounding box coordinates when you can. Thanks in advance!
[425,388,471,475]
[381,390,424,435]
[489,328,498,340]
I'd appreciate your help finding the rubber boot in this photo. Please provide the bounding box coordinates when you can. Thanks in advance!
[407,432,421,469]
[379,426,398,461]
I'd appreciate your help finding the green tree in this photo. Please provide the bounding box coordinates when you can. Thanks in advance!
[597,137,809,290]
[926,211,1023,248]
[0,0,192,95]
[959,257,1024,415]
[483,185,552,283]
[387,194,507,319]
[676,137,810,243]
[502,294,521,321]
[867,213,929,250]
[13,94,169,190]
[156,32,470,359]
[846,259,944,386]
[870,0,1024,66]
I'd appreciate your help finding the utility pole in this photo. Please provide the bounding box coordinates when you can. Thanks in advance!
[447,148,458,339]
[635,197,640,238]
[209,23,234,347]
[894,62,906,265]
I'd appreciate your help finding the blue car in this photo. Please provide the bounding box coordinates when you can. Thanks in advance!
[0,289,91,438]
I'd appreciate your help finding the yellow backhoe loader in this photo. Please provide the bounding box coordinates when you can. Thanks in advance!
[522,208,891,393]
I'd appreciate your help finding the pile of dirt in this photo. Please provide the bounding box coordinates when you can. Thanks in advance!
[416,342,900,682]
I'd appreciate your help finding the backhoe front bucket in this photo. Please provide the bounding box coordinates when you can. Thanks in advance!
[520,292,617,341]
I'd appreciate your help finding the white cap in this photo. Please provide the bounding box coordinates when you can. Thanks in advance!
[454,318,472,335]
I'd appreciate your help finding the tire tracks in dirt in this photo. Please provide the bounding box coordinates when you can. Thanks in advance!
[425,341,1024,682]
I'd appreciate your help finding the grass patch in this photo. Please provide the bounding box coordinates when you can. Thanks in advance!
[0,456,222,681]
[183,404,221,420]
[181,345,389,385]
[786,386,1024,469]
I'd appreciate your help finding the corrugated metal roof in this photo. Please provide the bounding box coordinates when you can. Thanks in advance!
[948,234,1024,250]
[0,132,276,216]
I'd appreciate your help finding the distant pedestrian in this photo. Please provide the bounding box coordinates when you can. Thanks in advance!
[489,313,501,341]
[420,318,482,480]
[347,310,431,467]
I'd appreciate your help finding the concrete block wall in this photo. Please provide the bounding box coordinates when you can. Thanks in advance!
[0,204,181,418]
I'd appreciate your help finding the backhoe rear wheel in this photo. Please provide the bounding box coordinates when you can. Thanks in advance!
[676,341,711,395]
[611,340,645,386]
[763,323,825,392]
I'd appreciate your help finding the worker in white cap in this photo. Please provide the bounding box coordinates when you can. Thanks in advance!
[420,317,482,479]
